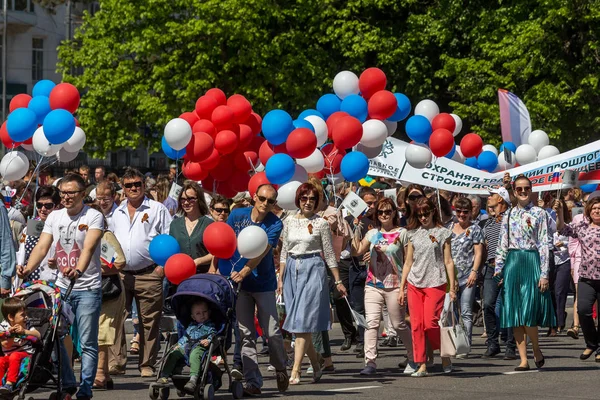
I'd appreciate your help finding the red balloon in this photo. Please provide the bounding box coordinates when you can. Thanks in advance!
[205,88,227,106]
[49,83,80,113]
[234,150,259,172]
[367,90,397,120]
[9,94,31,113]
[195,96,218,120]
[179,112,199,129]
[164,253,196,285]
[322,144,346,174]
[210,155,235,181]
[217,182,239,198]
[211,105,235,130]
[248,135,265,154]
[227,94,252,124]
[237,124,254,149]
[200,148,220,170]
[460,133,484,158]
[201,175,216,192]
[186,131,214,162]
[1,122,22,148]
[332,116,362,150]
[310,170,326,180]
[326,111,349,138]
[182,160,208,181]
[429,129,455,157]
[431,113,456,133]
[248,172,270,197]
[244,112,262,135]
[192,119,216,137]
[258,141,286,165]
[230,171,251,192]
[23,137,33,145]
[214,130,238,155]
[203,222,237,259]
[75,118,80,127]
[359,68,387,100]
[286,128,317,159]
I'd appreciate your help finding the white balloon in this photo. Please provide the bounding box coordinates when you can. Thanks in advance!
[497,151,516,170]
[63,127,86,152]
[304,115,328,147]
[356,143,383,159]
[332,71,359,99]
[20,143,33,151]
[164,118,192,151]
[450,114,462,137]
[414,99,439,122]
[255,163,265,172]
[0,151,29,181]
[57,148,79,163]
[528,129,549,153]
[277,181,302,211]
[32,127,61,157]
[537,145,560,160]
[291,165,308,183]
[405,143,432,169]
[451,146,465,163]
[382,120,397,136]
[296,149,325,173]
[360,120,388,147]
[237,225,269,259]
[515,144,537,165]
[482,144,499,156]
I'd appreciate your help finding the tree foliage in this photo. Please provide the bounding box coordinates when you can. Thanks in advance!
[58,0,600,157]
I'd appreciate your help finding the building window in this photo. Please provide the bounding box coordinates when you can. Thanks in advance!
[14,0,28,12]
[32,38,44,82]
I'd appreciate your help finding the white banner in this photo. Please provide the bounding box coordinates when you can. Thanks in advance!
[368,138,600,194]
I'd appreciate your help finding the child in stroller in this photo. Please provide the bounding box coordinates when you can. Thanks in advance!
[156,299,216,394]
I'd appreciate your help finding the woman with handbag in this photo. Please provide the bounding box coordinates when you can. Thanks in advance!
[495,175,555,371]
[352,197,416,375]
[398,197,456,377]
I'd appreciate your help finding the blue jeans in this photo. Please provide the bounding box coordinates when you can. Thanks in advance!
[59,288,102,398]
[458,283,476,346]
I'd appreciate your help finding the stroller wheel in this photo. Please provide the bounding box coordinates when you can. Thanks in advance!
[202,384,214,400]
[158,387,170,400]
[148,385,159,400]
[230,380,243,399]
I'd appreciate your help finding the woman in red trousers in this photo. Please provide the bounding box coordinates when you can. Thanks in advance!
[399,197,456,377]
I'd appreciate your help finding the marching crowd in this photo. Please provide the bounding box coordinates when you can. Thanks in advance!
[0,164,599,399]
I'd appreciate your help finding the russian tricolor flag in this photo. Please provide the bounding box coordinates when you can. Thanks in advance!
[498,89,532,147]
[551,168,561,184]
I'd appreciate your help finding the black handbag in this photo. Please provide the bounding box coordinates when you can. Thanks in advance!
[101,274,122,301]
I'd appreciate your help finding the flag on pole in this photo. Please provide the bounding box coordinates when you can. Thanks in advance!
[551,168,561,184]
[498,89,532,147]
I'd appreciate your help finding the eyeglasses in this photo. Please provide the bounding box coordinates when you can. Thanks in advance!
[515,186,531,194]
[256,195,276,205]
[417,211,432,219]
[212,207,230,214]
[123,181,143,189]
[59,190,83,198]
[181,197,197,204]
[455,209,471,215]
[408,194,424,201]
[96,197,112,203]
[377,209,393,216]
[300,196,317,203]
[36,202,55,210]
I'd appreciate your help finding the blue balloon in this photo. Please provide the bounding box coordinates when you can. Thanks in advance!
[6,108,37,142]
[499,141,517,153]
[43,109,76,145]
[477,151,498,171]
[149,234,181,266]
[340,94,368,122]
[265,153,295,184]
[28,96,52,125]
[580,184,599,193]
[445,144,456,159]
[387,93,412,122]
[162,136,186,159]
[341,152,370,182]
[316,94,341,120]
[32,80,56,98]
[465,157,479,169]
[262,109,294,145]
[405,115,432,143]
[293,119,315,132]
[298,109,324,120]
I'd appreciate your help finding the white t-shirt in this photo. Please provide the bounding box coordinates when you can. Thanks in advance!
[42,206,104,291]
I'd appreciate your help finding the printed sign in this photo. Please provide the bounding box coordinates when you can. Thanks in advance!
[169,183,183,201]
[562,169,578,188]
[341,191,368,219]
[26,219,45,238]
[100,238,117,268]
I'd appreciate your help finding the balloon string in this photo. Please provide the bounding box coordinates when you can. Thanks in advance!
[433,157,443,221]
[16,155,44,208]
[229,256,243,276]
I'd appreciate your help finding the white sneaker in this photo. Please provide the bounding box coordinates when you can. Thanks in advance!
[456,353,469,359]
[403,362,418,375]
[306,366,314,375]
[267,365,276,372]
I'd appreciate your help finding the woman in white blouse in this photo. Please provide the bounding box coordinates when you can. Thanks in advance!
[278,183,347,385]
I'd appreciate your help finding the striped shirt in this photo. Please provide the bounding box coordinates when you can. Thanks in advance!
[481,210,507,262]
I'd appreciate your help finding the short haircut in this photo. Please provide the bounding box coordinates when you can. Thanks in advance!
[96,181,116,196]
[1,297,26,320]
[407,197,442,230]
[455,197,473,211]
[513,174,532,188]
[584,197,600,221]
[256,184,277,199]
[374,197,401,228]
[95,166,106,173]
[35,185,60,204]
[79,165,90,173]
[177,181,209,215]
[60,173,86,191]
[358,186,376,199]
[210,195,232,209]
[295,183,320,209]
[121,167,144,183]
[467,194,482,208]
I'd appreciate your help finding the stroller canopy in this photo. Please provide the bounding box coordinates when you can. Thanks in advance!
[171,274,236,329]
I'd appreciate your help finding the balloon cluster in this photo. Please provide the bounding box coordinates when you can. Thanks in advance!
[162,88,264,198]
[0,81,85,180]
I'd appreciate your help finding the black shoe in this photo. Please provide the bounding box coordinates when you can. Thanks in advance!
[354,344,363,353]
[580,348,596,360]
[231,364,243,380]
[381,337,390,347]
[514,365,530,371]
[258,347,269,356]
[483,347,500,358]
[503,349,518,360]
[243,385,261,397]
[534,356,545,369]
[387,337,399,348]
[356,346,365,358]
[341,337,353,351]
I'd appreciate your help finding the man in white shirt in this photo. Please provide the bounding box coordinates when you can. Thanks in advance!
[18,173,103,400]
[110,168,172,377]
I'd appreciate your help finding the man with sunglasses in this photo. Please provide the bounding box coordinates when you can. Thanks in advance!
[210,184,289,396]
[110,168,173,378]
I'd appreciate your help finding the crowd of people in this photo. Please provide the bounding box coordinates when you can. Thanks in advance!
[0,164,598,399]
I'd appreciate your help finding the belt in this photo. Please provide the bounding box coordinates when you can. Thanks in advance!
[289,253,320,260]
[123,265,156,275]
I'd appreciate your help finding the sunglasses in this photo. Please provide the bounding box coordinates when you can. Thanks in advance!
[417,211,432,218]
[124,181,143,189]
[212,207,230,214]
[256,195,276,205]
[300,196,317,203]
[59,190,83,198]
[377,209,393,216]
[408,194,424,201]
[181,197,197,203]
[455,209,471,215]
[36,202,55,210]
[515,186,531,193]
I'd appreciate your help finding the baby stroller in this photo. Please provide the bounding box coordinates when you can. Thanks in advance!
[149,274,242,400]
[0,280,75,400]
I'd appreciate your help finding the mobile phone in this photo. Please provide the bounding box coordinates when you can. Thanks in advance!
[493,274,502,284]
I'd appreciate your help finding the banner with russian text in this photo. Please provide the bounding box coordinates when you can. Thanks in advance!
[368,138,600,194]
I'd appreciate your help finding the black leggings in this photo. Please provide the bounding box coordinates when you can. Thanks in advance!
[577,278,600,351]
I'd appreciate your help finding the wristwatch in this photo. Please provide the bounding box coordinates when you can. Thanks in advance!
[334,280,343,285]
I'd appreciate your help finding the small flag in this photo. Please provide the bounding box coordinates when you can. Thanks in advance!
[551,169,561,184]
